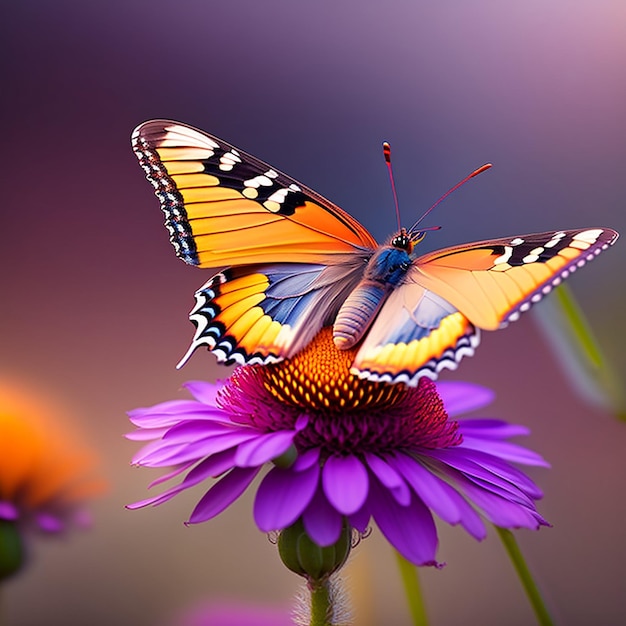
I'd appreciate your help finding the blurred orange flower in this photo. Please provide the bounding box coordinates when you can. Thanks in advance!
[0,379,105,535]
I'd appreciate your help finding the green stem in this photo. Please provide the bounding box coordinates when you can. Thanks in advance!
[309,579,331,626]
[394,550,428,626]
[0,585,5,626]
[495,527,554,626]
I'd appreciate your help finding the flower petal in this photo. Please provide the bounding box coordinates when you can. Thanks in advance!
[322,455,369,515]
[302,486,344,546]
[348,504,371,533]
[391,453,486,540]
[162,421,241,443]
[437,381,495,416]
[182,380,223,404]
[36,512,64,533]
[254,463,320,531]
[458,419,530,439]
[450,473,548,530]
[128,450,238,509]
[128,400,224,427]
[0,501,19,521]
[135,431,260,467]
[368,475,440,567]
[460,437,550,467]
[365,453,410,506]
[188,466,261,524]
[293,448,320,471]
[235,431,297,467]
[147,461,195,489]
[125,427,170,441]
[425,448,543,501]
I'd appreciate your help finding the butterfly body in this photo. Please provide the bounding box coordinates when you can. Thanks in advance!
[334,236,415,349]
[132,120,618,385]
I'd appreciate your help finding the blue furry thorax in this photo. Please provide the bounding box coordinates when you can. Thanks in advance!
[365,245,412,286]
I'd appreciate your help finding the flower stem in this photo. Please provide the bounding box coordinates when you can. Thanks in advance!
[394,550,428,626]
[495,527,554,626]
[309,579,331,626]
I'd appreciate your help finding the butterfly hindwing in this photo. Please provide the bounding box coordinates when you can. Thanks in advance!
[132,120,377,268]
[352,284,480,385]
[178,259,368,367]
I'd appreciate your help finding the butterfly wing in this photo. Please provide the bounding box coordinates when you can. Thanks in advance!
[351,283,480,384]
[132,120,378,365]
[178,258,368,367]
[352,228,618,384]
[132,120,378,266]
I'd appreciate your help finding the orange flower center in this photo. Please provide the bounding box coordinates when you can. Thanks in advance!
[262,327,408,413]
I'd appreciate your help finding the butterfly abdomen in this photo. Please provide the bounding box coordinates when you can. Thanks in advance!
[333,244,412,349]
[333,282,388,349]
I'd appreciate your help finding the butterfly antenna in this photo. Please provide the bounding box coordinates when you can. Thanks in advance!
[409,163,492,233]
[383,142,402,232]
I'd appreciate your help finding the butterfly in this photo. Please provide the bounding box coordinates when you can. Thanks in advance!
[132,120,618,386]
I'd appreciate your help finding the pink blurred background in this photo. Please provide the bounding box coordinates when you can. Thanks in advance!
[2,1,625,624]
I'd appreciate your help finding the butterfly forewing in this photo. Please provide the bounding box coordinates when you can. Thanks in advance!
[412,228,619,329]
[132,120,378,268]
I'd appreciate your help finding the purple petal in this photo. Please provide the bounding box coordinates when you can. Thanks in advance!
[235,431,297,467]
[460,437,550,467]
[136,431,260,467]
[128,450,237,509]
[182,380,224,404]
[147,462,195,488]
[458,419,530,439]
[132,440,188,466]
[437,381,495,416]
[322,455,369,515]
[128,400,225,427]
[188,466,261,524]
[426,448,543,500]
[295,414,309,430]
[162,420,241,443]
[368,476,440,567]
[365,453,410,505]
[125,427,170,441]
[391,453,486,540]
[451,474,548,529]
[36,512,64,533]
[293,448,321,471]
[0,501,19,521]
[254,463,320,531]
[348,504,371,533]
[302,487,344,546]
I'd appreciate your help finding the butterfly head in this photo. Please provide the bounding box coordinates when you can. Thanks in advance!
[391,228,415,253]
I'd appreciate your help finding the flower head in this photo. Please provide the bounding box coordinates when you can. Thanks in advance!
[128,328,549,566]
[0,380,104,532]
[0,380,105,578]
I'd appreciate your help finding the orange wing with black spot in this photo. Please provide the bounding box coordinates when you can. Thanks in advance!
[132,120,377,267]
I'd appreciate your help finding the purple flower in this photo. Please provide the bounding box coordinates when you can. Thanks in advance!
[170,600,292,626]
[128,328,549,566]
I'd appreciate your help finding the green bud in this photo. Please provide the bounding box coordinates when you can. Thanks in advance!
[0,520,25,580]
[278,518,351,583]
[273,444,298,469]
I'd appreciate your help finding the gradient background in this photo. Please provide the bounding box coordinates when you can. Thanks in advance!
[3,1,625,624]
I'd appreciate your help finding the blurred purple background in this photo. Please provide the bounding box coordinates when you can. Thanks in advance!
[2,1,625,624]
